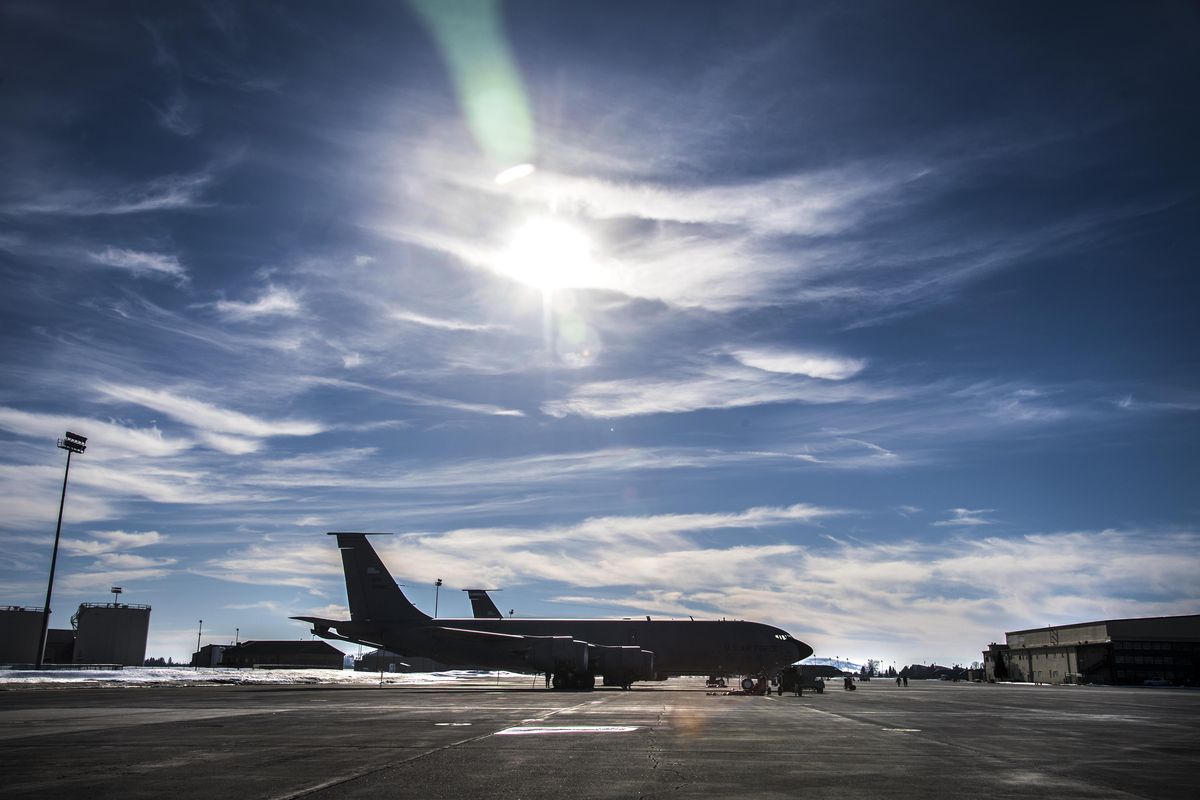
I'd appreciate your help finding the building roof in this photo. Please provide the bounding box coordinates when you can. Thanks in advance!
[226,640,343,655]
[1006,613,1200,636]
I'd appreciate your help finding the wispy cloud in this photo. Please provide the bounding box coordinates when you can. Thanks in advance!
[196,432,262,455]
[390,309,495,332]
[4,170,213,216]
[95,384,323,437]
[488,165,920,236]
[61,529,164,556]
[213,286,302,320]
[0,406,189,458]
[305,377,524,418]
[89,247,187,281]
[543,364,897,418]
[200,503,837,594]
[730,348,866,380]
[151,90,199,137]
[240,443,900,496]
[932,508,996,527]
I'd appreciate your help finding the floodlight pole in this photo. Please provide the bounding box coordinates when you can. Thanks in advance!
[434,578,443,618]
[36,432,86,668]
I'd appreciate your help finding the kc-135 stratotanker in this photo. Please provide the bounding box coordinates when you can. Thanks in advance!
[293,532,813,689]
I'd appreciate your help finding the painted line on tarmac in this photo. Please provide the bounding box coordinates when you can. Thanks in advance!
[496,725,639,735]
[266,695,617,800]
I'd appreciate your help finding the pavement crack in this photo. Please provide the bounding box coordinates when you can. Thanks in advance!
[638,706,689,799]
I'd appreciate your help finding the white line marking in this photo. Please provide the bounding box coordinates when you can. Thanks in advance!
[496,725,639,735]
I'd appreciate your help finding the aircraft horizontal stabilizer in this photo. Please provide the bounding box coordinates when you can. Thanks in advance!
[290,615,384,648]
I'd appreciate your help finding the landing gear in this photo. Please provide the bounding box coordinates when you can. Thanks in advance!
[551,670,596,691]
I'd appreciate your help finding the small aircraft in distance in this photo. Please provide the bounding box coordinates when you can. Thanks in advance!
[294,532,813,690]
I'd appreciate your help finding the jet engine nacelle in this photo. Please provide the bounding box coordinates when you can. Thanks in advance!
[525,636,590,674]
[591,644,655,683]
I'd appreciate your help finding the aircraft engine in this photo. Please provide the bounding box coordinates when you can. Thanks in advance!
[525,636,590,674]
[591,644,655,683]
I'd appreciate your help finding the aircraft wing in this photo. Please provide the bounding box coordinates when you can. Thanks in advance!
[426,626,531,647]
[426,626,653,681]
[429,626,522,638]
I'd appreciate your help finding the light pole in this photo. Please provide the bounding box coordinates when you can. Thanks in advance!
[196,620,203,660]
[434,578,443,617]
[235,627,239,645]
[111,586,123,606]
[36,431,86,668]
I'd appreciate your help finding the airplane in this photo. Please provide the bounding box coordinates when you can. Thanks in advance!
[293,532,813,689]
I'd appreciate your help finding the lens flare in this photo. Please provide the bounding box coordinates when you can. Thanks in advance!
[495,163,536,185]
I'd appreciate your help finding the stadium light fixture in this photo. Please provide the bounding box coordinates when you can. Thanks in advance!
[35,431,87,668]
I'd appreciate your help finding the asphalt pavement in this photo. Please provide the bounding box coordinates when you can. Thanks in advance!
[1,676,1196,799]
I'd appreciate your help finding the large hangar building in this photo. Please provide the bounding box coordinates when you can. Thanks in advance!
[72,603,151,666]
[0,602,150,666]
[983,613,1200,686]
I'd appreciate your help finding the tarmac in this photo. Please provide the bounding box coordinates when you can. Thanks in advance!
[1,676,1197,799]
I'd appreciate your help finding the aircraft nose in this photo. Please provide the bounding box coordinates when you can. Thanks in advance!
[794,639,813,661]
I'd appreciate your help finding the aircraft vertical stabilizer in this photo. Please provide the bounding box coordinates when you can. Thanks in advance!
[332,532,429,623]
[465,589,503,619]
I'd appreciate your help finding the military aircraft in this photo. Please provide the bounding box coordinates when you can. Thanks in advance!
[293,532,813,689]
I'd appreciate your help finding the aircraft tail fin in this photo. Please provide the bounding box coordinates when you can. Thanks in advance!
[464,589,503,619]
[331,532,430,623]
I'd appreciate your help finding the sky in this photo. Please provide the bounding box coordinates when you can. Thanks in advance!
[1,0,1197,667]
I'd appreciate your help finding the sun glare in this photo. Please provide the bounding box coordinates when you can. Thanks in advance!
[499,218,595,292]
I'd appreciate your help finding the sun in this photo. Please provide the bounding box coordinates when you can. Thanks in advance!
[498,217,595,293]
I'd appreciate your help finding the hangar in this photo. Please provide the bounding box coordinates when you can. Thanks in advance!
[0,602,150,666]
[983,613,1200,686]
[216,640,344,669]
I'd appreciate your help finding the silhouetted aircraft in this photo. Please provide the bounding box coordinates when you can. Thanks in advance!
[293,532,812,689]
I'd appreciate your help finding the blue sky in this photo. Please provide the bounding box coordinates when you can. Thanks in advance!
[1,0,1197,666]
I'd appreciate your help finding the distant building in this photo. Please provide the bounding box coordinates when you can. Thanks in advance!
[1,602,148,665]
[190,644,227,668]
[0,606,46,664]
[983,614,1200,686]
[44,629,75,664]
[218,640,344,669]
[72,603,151,666]
[355,648,451,673]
